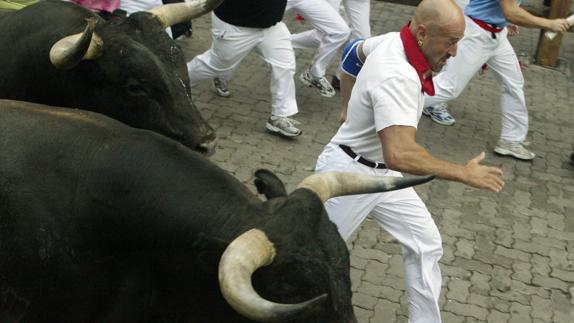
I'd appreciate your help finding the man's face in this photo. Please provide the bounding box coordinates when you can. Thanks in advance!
[421,23,465,72]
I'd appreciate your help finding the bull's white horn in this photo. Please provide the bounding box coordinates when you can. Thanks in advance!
[148,0,224,28]
[49,18,103,70]
[297,172,435,203]
[219,229,327,322]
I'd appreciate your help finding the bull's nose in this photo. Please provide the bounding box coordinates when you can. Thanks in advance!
[198,138,217,157]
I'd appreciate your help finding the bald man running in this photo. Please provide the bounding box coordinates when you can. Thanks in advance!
[315,1,504,322]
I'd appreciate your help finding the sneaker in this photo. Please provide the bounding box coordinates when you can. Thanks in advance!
[422,103,456,126]
[331,75,340,91]
[494,139,536,160]
[299,69,336,98]
[213,77,231,97]
[266,116,302,138]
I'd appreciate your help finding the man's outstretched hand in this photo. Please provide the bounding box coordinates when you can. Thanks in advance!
[463,152,505,192]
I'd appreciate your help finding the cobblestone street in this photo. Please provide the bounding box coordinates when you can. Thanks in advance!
[180,1,574,322]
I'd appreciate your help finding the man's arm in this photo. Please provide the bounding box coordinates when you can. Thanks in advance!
[499,0,569,32]
[339,40,367,123]
[339,72,356,123]
[379,125,504,192]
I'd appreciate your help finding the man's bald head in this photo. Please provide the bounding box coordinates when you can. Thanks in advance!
[413,0,465,36]
[410,0,465,72]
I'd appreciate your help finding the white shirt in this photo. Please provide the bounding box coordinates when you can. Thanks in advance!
[330,32,424,161]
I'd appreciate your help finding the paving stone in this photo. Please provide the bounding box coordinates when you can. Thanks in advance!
[495,228,514,248]
[455,238,475,259]
[551,268,574,282]
[530,295,552,321]
[549,248,571,270]
[508,302,532,323]
[531,254,551,276]
[353,292,378,310]
[513,240,551,257]
[387,254,405,278]
[511,262,532,284]
[486,309,510,323]
[363,261,389,285]
[444,300,488,320]
[353,247,392,264]
[372,299,400,323]
[494,245,530,262]
[550,290,574,323]
[354,306,373,323]
[442,263,473,279]
[470,271,491,296]
[511,281,549,298]
[447,279,471,303]
[532,275,570,292]
[468,293,491,309]
[357,281,403,302]
[350,267,364,292]
[491,266,513,292]
[350,254,369,270]
[452,259,493,275]
[493,298,511,313]
[441,311,465,323]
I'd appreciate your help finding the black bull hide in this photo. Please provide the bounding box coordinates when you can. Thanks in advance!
[0,100,357,323]
[0,0,216,154]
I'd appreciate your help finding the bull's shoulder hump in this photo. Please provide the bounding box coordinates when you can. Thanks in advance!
[0,99,128,131]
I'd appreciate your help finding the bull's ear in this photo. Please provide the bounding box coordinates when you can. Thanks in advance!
[254,169,287,200]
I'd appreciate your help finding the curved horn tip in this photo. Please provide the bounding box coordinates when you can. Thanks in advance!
[219,229,329,322]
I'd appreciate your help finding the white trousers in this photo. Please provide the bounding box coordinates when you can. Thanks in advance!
[187,14,298,117]
[287,0,350,78]
[330,0,371,39]
[424,16,528,142]
[315,143,443,323]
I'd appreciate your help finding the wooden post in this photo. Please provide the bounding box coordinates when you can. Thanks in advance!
[535,0,571,67]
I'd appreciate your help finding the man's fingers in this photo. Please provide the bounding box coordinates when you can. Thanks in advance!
[492,176,505,190]
[488,166,503,176]
[486,177,504,193]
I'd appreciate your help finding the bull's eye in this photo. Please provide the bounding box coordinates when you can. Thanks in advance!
[125,79,147,97]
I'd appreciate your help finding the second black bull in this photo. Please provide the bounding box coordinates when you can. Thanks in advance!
[0,99,434,322]
[0,0,220,154]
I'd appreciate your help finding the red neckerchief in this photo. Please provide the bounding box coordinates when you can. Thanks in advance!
[399,22,435,96]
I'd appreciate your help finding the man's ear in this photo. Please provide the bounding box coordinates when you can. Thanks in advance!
[416,24,429,44]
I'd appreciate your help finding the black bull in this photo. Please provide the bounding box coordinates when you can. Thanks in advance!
[0,100,434,322]
[0,0,219,154]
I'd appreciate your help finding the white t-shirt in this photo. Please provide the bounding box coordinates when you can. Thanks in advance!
[330,32,424,161]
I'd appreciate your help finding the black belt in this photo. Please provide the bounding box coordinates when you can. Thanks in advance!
[339,145,387,169]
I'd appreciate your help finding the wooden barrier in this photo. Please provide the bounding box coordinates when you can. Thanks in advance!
[535,0,572,67]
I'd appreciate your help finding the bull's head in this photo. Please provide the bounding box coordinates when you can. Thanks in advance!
[48,0,223,155]
[219,172,434,322]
